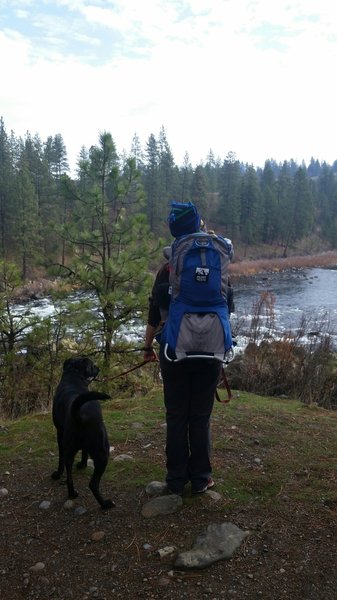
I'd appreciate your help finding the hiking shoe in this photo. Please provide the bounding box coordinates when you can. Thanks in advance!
[165,486,183,497]
[192,478,215,494]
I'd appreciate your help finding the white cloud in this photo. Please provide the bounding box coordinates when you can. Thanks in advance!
[1,0,337,171]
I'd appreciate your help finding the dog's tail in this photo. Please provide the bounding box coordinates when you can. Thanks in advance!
[71,391,111,419]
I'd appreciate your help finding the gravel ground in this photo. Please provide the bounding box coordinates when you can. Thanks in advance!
[1,446,337,600]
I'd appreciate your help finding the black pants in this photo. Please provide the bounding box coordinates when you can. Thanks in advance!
[160,350,221,494]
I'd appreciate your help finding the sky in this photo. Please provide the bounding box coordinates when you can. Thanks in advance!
[1,0,337,173]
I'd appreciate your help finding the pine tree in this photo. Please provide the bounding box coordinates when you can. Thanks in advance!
[180,152,193,202]
[261,160,278,244]
[317,164,337,246]
[191,165,208,216]
[275,161,293,255]
[130,133,144,170]
[22,133,56,259]
[240,165,263,251]
[158,126,179,211]
[143,133,160,231]
[14,148,41,278]
[59,132,155,364]
[0,117,11,257]
[43,134,69,178]
[204,149,221,193]
[292,166,314,240]
[219,152,241,240]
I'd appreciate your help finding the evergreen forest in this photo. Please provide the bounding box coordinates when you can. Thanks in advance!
[1,116,337,279]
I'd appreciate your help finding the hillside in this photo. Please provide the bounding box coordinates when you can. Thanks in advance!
[1,385,337,599]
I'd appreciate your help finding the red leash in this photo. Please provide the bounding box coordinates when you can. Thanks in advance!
[215,367,235,404]
[97,360,153,382]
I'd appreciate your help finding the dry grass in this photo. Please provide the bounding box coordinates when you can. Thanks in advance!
[229,250,337,277]
[13,277,74,301]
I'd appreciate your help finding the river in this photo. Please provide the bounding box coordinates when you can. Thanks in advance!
[231,267,337,351]
[12,267,337,351]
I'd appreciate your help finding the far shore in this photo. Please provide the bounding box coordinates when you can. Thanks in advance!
[12,250,337,302]
[229,250,337,278]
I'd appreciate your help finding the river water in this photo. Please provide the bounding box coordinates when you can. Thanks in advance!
[231,267,337,351]
[13,267,337,351]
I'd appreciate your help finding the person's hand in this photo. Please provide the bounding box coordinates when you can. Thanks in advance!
[143,346,158,362]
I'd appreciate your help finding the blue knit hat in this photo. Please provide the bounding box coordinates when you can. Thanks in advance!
[168,201,201,238]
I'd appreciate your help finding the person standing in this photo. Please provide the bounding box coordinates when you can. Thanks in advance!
[144,202,233,495]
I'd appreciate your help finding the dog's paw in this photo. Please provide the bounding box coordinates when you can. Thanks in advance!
[100,499,115,510]
[51,471,61,480]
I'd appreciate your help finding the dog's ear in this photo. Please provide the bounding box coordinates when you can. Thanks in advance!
[80,357,98,379]
[63,357,76,371]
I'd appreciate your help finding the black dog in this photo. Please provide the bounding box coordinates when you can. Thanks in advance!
[51,357,114,509]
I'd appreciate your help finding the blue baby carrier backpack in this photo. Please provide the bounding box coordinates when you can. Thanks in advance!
[161,202,234,363]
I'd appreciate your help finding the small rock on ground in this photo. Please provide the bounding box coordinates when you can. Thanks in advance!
[113,454,134,462]
[145,481,167,496]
